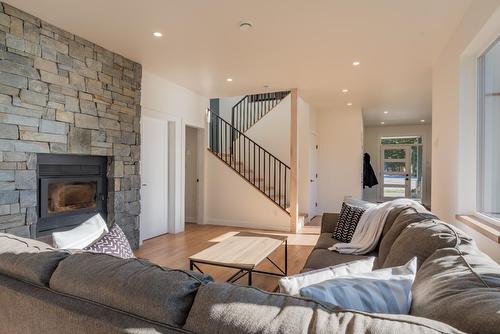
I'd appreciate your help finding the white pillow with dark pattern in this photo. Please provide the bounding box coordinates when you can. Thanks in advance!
[333,202,366,242]
[85,223,135,259]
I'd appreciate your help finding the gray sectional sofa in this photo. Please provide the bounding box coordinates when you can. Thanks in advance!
[0,207,499,333]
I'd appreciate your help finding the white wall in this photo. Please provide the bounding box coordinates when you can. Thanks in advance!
[317,109,364,213]
[244,95,291,164]
[141,71,209,236]
[218,95,244,122]
[363,124,432,207]
[432,0,500,262]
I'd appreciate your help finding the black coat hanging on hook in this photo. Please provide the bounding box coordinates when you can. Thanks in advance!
[363,153,378,188]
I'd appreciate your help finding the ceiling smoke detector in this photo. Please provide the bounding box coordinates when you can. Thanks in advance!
[239,21,253,31]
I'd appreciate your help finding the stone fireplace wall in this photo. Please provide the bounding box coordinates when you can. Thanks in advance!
[0,3,141,248]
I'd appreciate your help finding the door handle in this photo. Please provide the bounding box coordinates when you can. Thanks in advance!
[142,183,147,187]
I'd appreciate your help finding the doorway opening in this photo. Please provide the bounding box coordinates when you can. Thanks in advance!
[380,136,423,202]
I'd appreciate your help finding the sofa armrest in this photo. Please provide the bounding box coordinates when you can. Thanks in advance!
[321,213,340,234]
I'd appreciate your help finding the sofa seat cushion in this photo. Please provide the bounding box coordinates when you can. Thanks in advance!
[0,233,69,286]
[411,245,500,334]
[314,233,340,250]
[382,220,473,269]
[375,209,437,268]
[49,252,213,328]
[183,283,463,334]
[302,248,377,273]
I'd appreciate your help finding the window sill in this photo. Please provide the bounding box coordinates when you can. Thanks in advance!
[455,214,500,244]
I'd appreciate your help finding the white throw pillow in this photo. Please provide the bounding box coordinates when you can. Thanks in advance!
[52,214,109,249]
[279,257,375,296]
[300,257,417,314]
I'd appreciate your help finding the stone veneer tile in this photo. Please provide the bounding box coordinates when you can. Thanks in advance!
[0,2,142,248]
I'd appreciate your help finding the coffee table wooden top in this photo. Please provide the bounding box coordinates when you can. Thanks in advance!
[189,232,287,270]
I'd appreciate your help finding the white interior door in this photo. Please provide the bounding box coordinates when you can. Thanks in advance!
[309,133,318,217]
[381,145,411,200]
[141,115,168,240]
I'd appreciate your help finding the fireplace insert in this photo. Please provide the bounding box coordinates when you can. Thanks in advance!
[37,154,108,236]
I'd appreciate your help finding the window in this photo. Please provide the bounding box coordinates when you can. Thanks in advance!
[477,37,500,219]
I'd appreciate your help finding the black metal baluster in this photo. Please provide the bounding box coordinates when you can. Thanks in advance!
[279,162,282,208]
[224,123,227,163]
[253,99,256,125]
[219,118,222,157]
[253,144,256,184]
[263,152,266,195]
[274,158,276,202]
[284,169,287,210]
[244,136,247,178]
[258,147,261,189]
[211,114,215,152]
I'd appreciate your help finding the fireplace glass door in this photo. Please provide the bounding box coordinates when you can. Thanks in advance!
[40,177,103,218]
[48,181,98,214]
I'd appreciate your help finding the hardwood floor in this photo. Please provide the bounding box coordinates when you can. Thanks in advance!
[135,223,320,292]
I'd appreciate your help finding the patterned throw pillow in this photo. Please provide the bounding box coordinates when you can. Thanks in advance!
[333,202,366,242]
[85,223,135,259]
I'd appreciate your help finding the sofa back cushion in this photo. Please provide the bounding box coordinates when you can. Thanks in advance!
[49,252,213,328]
[411,245,500,334]
[382,220,473,269]
[184,282,462,334]
[375,209,437,268]
[0,233,69,286]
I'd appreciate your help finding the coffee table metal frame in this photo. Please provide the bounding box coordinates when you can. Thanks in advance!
[189,235,287,286]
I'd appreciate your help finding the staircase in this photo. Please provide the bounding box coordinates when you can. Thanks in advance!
[208,91,291,214]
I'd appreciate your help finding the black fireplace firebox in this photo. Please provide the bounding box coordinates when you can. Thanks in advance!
[37,154,108,236]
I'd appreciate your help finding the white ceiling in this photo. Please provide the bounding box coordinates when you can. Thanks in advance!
[6,0,472,126]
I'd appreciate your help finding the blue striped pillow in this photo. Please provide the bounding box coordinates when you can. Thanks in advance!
[300,257,417,314]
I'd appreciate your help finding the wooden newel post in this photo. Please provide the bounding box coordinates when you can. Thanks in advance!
[289,88,299,233]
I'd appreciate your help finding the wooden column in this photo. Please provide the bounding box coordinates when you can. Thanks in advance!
[289,88,298,233]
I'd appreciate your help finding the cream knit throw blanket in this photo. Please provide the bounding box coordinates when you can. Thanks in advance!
[329,199,427,255]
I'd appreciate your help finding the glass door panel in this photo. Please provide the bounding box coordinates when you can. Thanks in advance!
[381,145,410,200]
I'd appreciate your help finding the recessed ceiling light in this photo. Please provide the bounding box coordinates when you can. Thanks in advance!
[384,110,389,114]
[239,21,253,31]
[380,121,385,125]
[226,78,233,82]
[341,89,349,93]
[152,32,162,37]
[352,61,360,66]
[347,102,352,106]
[420,119,425,123]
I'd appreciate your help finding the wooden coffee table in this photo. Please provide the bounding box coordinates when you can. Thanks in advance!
[189,232,287,286]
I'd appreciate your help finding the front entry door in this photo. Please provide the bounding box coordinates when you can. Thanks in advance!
[381,145,411,200]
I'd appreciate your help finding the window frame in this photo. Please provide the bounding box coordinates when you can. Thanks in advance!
[476,36,500,224]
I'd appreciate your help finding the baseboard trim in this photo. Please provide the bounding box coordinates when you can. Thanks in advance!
[205,218,290,232]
